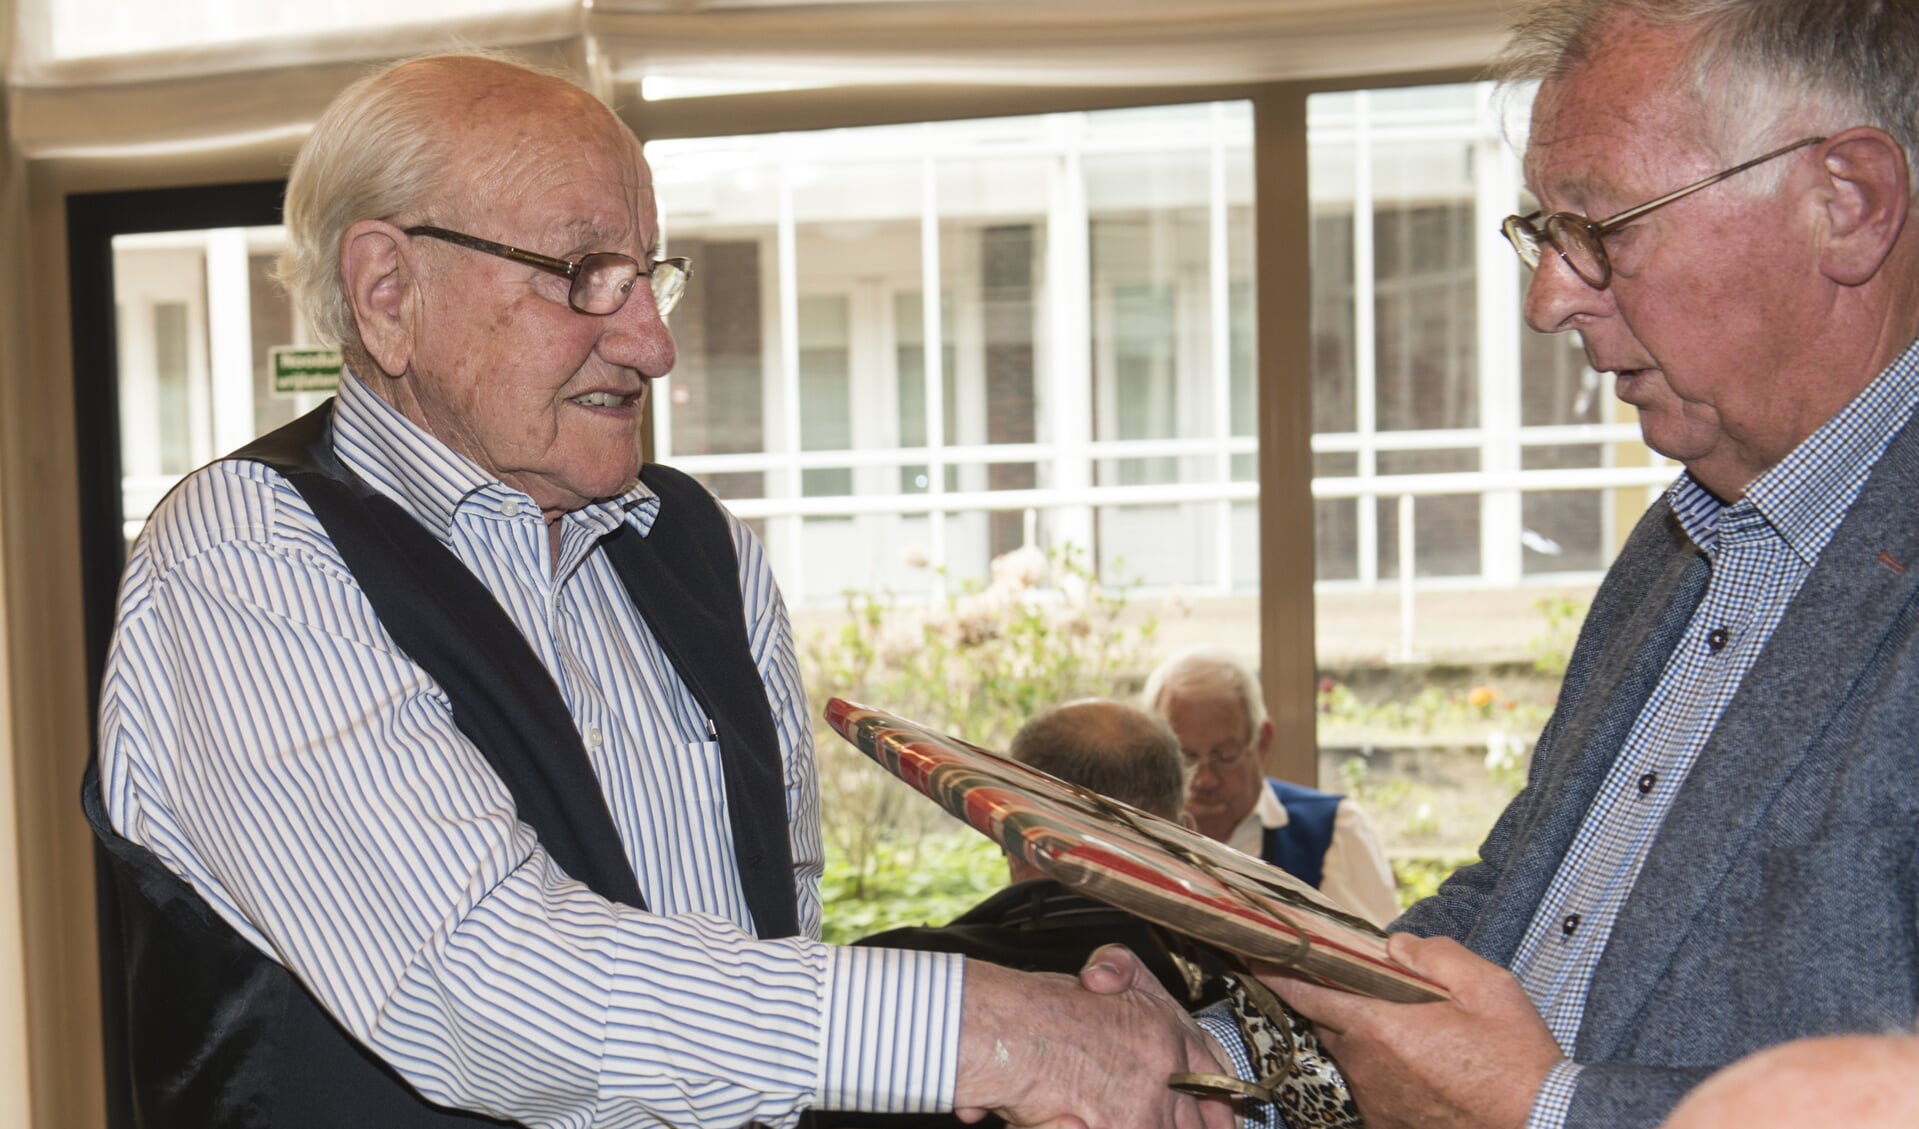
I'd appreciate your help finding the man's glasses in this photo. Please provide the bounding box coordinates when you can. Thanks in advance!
[404,225,691,317]
[1183,740,1254,773]
[1501,135,1826,290]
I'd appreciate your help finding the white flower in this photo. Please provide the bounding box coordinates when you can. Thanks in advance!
[991,545,1050,591]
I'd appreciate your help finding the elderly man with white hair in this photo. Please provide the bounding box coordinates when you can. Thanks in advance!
[1143,647,1400,927]
[83,51,1237,1129]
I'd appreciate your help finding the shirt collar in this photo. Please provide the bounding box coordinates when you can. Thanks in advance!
[1225,782,1292,857]
[1666,335,1919,563]
[330,369,658,545]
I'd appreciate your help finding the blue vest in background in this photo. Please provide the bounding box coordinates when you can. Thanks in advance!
[1259,778,1342,890]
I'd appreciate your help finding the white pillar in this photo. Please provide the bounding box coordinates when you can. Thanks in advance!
[205,228,257,454]
[1045,113,1094,558]
[1475,83,1524,587]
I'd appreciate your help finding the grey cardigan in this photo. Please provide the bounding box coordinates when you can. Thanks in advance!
[1397,409,1919,1128]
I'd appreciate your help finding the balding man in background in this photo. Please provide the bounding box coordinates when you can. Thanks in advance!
[861,698,1220,1002]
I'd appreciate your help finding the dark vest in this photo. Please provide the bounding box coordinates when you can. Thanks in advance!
[1259,778,1342,890]
[83,402,798,1127]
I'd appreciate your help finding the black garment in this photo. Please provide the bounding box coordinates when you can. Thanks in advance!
[862,878,1211,1001]
[815,879,1226,1129]
[84,402,795,1127]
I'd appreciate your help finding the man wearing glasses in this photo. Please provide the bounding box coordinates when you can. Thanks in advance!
[86,53,1236,1129]
[1142,648,1399,929]
[1266,2,1919,1129]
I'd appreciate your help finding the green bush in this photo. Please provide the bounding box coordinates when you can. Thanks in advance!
[803,544,1163,933]
[1392,852,1478,909]
[819,831,1005,945]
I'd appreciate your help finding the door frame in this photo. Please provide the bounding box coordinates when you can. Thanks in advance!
[63,178,286,1128]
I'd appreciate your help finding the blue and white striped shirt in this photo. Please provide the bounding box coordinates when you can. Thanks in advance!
[1516,339,1919,1128]
[97,371,964,1128]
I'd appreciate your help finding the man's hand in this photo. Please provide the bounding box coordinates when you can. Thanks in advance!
[954,945,1237,1129]
[1263,933,1564,1129]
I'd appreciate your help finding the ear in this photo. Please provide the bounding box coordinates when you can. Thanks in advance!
[339,220,416,377]
[1255,717,1275,763]
[1814,127,1911,287]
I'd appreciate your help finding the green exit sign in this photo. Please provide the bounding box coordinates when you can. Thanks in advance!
[269,345,342,395]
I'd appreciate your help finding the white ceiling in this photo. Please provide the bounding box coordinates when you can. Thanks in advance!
[7,0,1512,158]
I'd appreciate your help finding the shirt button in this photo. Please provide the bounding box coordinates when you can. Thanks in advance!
[502,499,522,518]
[1562,913,1581,936]
[1707,626,1730,651]
[585,725,603,749]
[1638,772,1658,795]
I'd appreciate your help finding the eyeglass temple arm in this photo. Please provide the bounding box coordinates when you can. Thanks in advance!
[407,226,578,278]
[1590,135,1827,236]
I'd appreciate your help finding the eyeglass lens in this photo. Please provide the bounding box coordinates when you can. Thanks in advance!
[571,254,689,317]
[1504,215,1609,289]
[1541,215,1609,288]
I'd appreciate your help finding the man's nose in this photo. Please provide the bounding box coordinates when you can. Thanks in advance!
[1521,246,1615,334]
[597,289,678,378]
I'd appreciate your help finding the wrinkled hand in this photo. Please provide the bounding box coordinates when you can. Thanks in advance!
[1262,933,1563,1129]
[954,945,1238,1129]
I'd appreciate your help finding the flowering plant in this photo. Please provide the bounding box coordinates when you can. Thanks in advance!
[802,543,1162,905]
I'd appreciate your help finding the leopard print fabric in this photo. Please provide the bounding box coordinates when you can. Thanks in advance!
[1227,973,1365,1129]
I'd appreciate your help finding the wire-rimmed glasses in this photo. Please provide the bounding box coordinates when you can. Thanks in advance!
[1501,135,1826,289]
[1182,738,1255,775]
[404,225,691,316]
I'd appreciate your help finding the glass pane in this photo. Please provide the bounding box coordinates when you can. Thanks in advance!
[1373,142,1478,433]
[665,233,771,502]
[113,226,323,543]
[152,303,196,474]
[896,291,958,494]
[1085,102,1255,581]
[1520,445,1609,574]
[644,105,1251,614]
[1309,207,1357,434]
[799,295,853,497]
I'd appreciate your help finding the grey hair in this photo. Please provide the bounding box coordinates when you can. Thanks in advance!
[1494,0,1919,180]
[1008,699,1188,820]
[1140,646,1267,739]
[276,50,592,358]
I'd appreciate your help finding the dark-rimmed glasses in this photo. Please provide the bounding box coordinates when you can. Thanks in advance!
[1501,135,1826,289]
[404,225,691,316]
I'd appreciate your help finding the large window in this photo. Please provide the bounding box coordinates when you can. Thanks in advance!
[110,226,324,546]
[103,91,1673,611]
[1305,84,1667,593]
[649,103,1259,605]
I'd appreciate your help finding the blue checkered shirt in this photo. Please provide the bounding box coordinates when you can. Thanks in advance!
[1516,341,1919,1128]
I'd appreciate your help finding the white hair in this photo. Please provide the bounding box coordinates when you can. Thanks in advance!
[1495,0,1918,190]
[1140,646,1267,739]
[275,50,594,360]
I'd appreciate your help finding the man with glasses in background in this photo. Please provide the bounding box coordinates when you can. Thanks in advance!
[1142,648,1399,928]
[1258,2,1919,1128]
[85,52,1237,1129]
